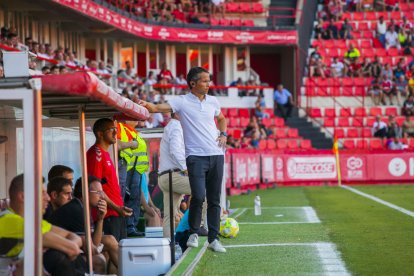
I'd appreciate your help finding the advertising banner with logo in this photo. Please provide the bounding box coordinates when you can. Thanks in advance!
[224,154,232,188]
[340,155,367,181]
[261,154,277,183]
[54,0,298,45]
[232,153,261,186]
[286,155,337,181]
[368,154,414,180]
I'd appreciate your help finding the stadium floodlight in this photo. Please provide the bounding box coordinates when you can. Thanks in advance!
[2,51,29,78]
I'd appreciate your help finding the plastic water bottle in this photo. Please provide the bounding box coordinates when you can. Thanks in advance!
[254,195,261,216]
[175,243,182,261]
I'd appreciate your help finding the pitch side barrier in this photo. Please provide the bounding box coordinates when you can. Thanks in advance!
[225,149,414,194]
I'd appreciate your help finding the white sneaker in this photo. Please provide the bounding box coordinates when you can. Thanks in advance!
[208,240,226,253]
[186,233,199,248]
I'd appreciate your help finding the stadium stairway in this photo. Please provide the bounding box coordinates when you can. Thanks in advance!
[267,0,297,28]
[285,108,334,149]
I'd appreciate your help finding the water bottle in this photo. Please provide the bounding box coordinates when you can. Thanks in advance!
[254,195,261,216]
[175,243,182,261]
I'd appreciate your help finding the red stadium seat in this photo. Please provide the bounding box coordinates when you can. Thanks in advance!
[287,128,299,138]
[342,13,352,21]
[300,139,312,149]
[353,12,365,20]
[409,139,414,149]
[354,77,366,87]
[365,12,376,21]
[325,108,336,117]
[343,139,355,149]
[239,108,250,118]
[362,48,374,58]
[229,118,239,127]
[358,22,369,31]
[385,107,398,116]
[221,108,228,116]
[243,20,255,27]
[366,117,376,127]
[287,139,298,149]
[396,116,405,126]
[390,11,402,20]
[342,77,354,86]
[275,129,287,138]
[240,117,250,128]
[347,128,359,138]
[228,108,238,117]
[356,139,369,149]
[362,128,372,138]
[210,18,220,26]
[340,108,352,117]
[363,31,374,39]
[252,2,264,13]
[335,128,345,138]
[274,118,285,127]
[220,18,231,26]
[262,118,273,128]
[266,139,277,150]
[370,107,382,116]
[258,140,267,150]
[277,139,287,149]
[239,3,251,13]
[309,108,322,117]
[388,48,400,56]
[324,118,335,127]
[400,2,409,11]
[226,2,239,13]
[231,19,242,26]
[354,107,367,117]
[338,117,350,127]
[233,129,242,139]
[351,118,363,127]
[370,139,383,149]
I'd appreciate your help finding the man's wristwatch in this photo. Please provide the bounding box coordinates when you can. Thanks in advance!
[220,131,227,137]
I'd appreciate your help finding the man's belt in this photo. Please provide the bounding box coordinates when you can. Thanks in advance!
[159,168,181,176]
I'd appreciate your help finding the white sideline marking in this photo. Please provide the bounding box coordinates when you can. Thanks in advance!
[233,208,247,219]
[183,241,209,276]
[303,206,321,223]
[239,221,321,225]
[342,186,414,218]
[225,242,350,276]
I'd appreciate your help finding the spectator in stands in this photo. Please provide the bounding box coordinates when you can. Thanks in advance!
[97,61,109,75]
[175,73,188,94]
[387,115,401,138]
[372,115,388,137]
[145,115,155,128]
[382,75,395,105]
[341,18,353,39]
[44,177,73,221]
[255,94,269,118]
[314,18,326,39]
[328,0,342,21]
[327,18,339,39]
[398,28,409,48]
[330,57,345,77]
[274,84,293,120]
[394,62,406,80]
[385,26,401,51]
[5,32,18,48]
[346,57,362,77]
[41,66,50,75]
[382,63,393,80]
[87,118,133,241]
[144,71,157,93]
[0,174,85,276]
[369,76,384,105]
[402,115,414,137]
[344,44,360,65]
[50,65,59,75]
[370,56,383,78]
[395,75,409,105]
[211,0,224,15]
[158,62,174,94]
[378,0,399,11]
[361,58,372,77]
[387,137,406,150]
[48,164,74,182]
[403,94,414,115]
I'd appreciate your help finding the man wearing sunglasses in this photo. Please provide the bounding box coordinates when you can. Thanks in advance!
[87,118,133,242]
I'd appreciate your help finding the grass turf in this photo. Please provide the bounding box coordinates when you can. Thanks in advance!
[176,185,414,276]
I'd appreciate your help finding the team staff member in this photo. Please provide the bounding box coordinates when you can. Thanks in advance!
[117,120,149,237]
[87,118,132,241]
[139,67,227,253]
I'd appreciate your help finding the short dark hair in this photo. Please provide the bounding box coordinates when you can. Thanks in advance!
[93,118,114,137]
[186,67,209,88]
[7,33,17,40]
[74,176,101,199]
[48,165,74,181]
[9,174,24,199]
[47,176,72,196]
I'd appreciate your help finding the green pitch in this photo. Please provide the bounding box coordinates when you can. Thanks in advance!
[170,185,414,276]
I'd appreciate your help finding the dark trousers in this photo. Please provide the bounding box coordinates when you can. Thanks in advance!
[103,216,126,242]
[125,169,142,234]
[275,102,293,119]
[43,249,87,276]
[186,155,224,243]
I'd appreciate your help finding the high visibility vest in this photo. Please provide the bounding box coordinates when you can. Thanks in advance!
[118,123,149,174]
[0,209,23,258]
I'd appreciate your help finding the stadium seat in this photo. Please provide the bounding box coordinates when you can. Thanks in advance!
[324,118,335,127]
[370,139,383,149]
[229,118,239,127]
[221,108,228,116]
[239,3,251,13]
[233,129,242,139]
[240,117,250,127]
[358,22,369,31]
[385,107,398,116]
[300,139,312,149]
[347,128,359,138]
[390,11,402,20]
[343,139,355,149]
[395,116,405,126]
[375,48,387,57]
[365,12,376,21]
[274,118,285,127]
[220,19,231,26]
[388,48,400,56]
[243,20,255,27]
[239,108,250,118]
[335,128,345,138]
[252,2,264,13]
[287,128,299,138]
[354,107,367,117]
[338,117,350,127]
[353,12,364,20]
[287,139,298,149]
[266,139,277,150]
[409,139,414,149]
[258,139,267,150]
[275,129,287,138]
[340,108,352,117]
[362,48,375,58]
[354,77,367,87]
[361,128,372,138]
[351,118,363,127]
[325,108,336,117]
[366,117,376,127]
[210,18,220,26]
[370,107,382,116]
[227,108,238,117]
[277,139,287,149]
[231,19,242,26]
[309,108,322,117]
[356,139,369,149]
[226,2,239,13]
[262,118,273,128]
[342,78,353,86]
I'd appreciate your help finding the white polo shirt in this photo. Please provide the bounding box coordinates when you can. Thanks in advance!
[169,93,224,157]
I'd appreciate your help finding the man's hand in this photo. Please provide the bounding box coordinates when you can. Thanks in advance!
[129,140,139,149]
[96,199,107,221]
[217,135,227,148]
[138,100,156,112]
[116,205,133,217]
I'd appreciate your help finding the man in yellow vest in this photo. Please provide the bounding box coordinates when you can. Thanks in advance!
[117,120,149,237]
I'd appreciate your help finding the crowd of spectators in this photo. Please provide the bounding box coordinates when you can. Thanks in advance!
[371,113,414,149]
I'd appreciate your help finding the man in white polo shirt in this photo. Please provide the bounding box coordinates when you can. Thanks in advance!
[139,67,228,253]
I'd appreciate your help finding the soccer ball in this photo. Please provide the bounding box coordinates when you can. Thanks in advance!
[219,218,239,238]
